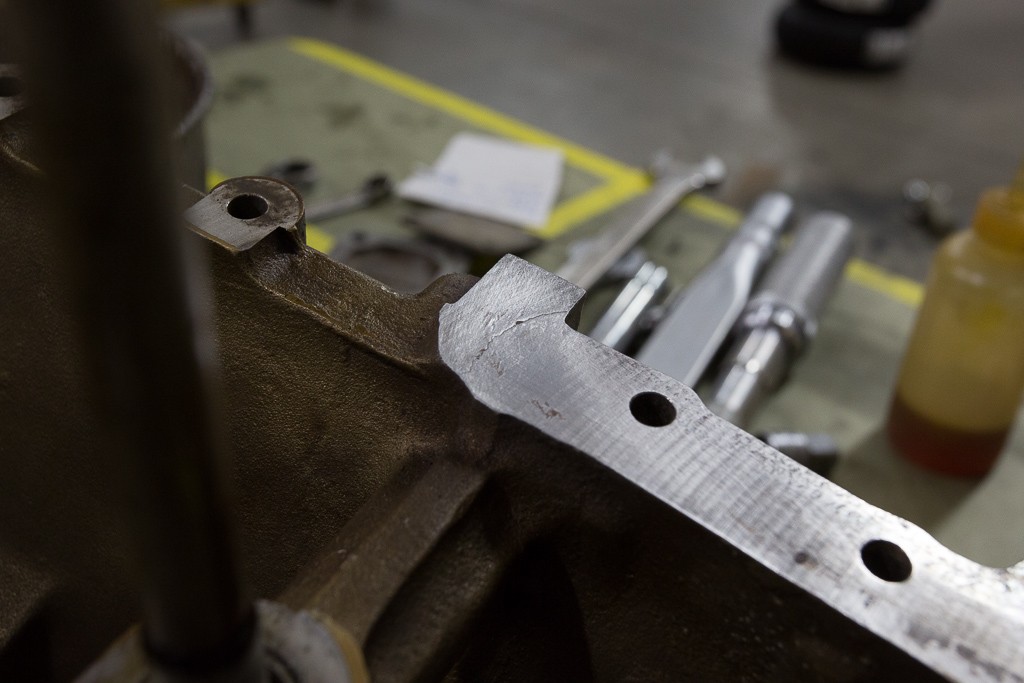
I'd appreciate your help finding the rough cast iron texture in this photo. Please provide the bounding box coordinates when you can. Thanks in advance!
[1,151,1022,679]
[0,130,480,677]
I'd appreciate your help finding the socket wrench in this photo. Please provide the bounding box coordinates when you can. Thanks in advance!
[706,211,855,427]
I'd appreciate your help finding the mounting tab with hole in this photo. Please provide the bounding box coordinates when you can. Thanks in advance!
[228,193,270,221]
[185,176,307,253]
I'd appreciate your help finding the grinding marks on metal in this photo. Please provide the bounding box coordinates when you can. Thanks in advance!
[438,255,1024,683]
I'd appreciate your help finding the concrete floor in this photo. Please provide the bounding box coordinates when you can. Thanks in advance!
[171,0,1023,280]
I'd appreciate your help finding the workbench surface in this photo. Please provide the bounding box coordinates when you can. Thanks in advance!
[205,38,1024,569]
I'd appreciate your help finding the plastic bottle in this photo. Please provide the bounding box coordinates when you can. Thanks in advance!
[887,163,1024,477]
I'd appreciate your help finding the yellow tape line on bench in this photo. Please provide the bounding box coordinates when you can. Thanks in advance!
[288,37,647,240]
[210,39,927,307]
[290,38,639,184]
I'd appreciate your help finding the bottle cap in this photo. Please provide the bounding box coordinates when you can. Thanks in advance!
[974,163,1024,252]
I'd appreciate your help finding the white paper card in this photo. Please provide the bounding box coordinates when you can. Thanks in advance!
[398,132,564,230]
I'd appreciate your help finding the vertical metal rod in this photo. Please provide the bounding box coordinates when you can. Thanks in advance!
[12,0,255,671]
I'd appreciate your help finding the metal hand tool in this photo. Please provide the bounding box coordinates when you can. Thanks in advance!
[404,206,542,256]
[330,231,470,294]
[564,241,651,285]
[635,192,794,385]
[588,260,669,351]
[903,178,957,236]
[706,212,854,427]
[261,157,320,195]
[555,153,725,290]
[304,173,393,223]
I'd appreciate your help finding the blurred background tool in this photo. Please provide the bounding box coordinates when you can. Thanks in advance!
[329,230,470,293]
[404,207,542,257]
[706,212,855,427]
[588,261,669,352]
[305,172,393,223]
[261,157,320,195]
[556,153,725,290]
[903,178,957,236]
[635,192,794,385]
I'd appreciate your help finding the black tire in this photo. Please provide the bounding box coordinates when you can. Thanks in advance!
[776,3,913,70]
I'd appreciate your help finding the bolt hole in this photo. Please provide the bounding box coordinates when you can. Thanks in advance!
[227,193,269,220]
[629,392,676,427]
[0,76,23,98]
[860,540,912,582]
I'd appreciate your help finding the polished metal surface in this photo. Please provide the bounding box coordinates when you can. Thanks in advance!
[750,210,856,343]
[555,154,725,291]
[588,260,669,351]
[439,255,1024,683]
[706,325,789,427]
[635,192,793,385]
[707,212,855,426]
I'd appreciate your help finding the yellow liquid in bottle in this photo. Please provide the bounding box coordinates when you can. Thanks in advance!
[887,185,1024,477]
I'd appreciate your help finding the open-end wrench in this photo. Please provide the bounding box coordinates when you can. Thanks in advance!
[304,173,393,223]
[556,153,726,290]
